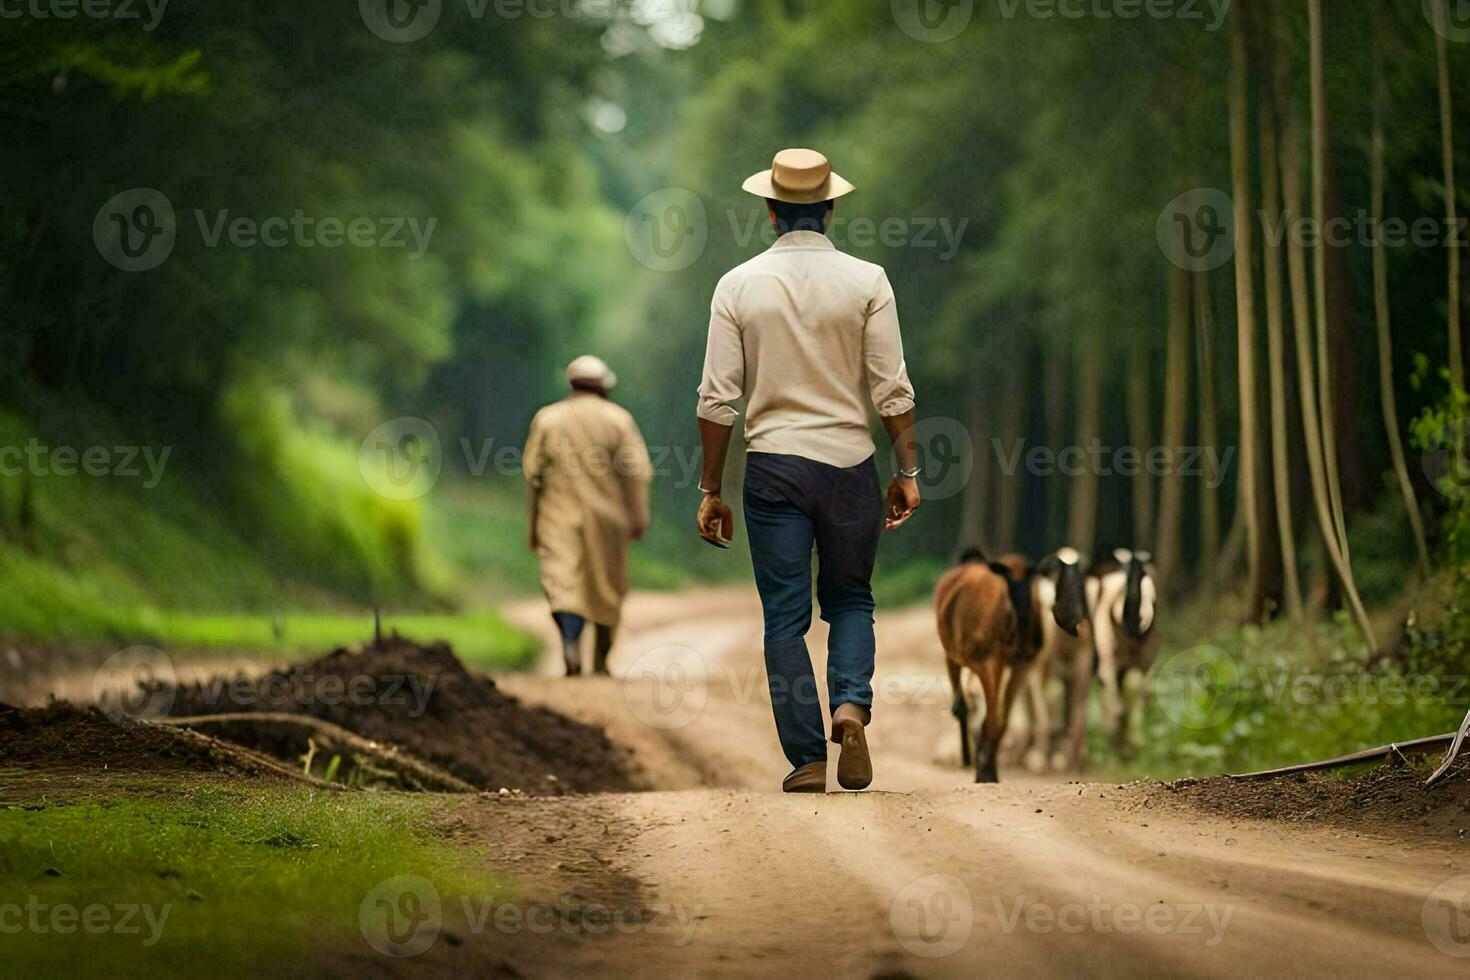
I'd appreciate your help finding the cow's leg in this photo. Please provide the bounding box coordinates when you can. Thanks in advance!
[1115,666,1143,757]
[974,657,1004,783]
[1024,662,1051,772]
[1002,661,1032,760]
[1095,624,1124,740]
[1062,634,1092,771]
[947,658,971,769]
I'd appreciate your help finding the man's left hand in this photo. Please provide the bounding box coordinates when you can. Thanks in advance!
[697,493,734,548]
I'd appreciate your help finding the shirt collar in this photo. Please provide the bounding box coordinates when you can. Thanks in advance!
[769,230,836,251]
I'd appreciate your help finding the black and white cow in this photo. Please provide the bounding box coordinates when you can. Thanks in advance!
[1088,547,1159,755]
[1020,547,1091,772]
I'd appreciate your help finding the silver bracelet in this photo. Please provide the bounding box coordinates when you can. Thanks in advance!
[898,466,921,479]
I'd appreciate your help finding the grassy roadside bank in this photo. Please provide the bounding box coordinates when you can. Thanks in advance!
[1081,573,1470,781]
[0,777,507,978]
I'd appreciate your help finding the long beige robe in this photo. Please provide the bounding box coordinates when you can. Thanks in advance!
[523,393,651,627]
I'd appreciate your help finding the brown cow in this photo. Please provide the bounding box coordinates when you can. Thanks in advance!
[936,547,1087,782]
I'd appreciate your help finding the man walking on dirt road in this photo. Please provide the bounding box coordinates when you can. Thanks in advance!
[525,355,652,676]
[694,148,921,794]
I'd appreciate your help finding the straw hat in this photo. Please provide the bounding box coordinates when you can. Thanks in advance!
[566,354,617,392]
[741,148,856,204]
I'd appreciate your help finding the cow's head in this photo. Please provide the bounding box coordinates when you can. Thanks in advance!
[1113,547,1157,639]
[1036,547,1087,637]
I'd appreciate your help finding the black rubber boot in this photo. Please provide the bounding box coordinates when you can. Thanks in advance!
[592,625,614,676]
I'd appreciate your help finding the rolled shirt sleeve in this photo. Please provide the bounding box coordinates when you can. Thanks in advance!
[864,271,916,417]
[696,277,744,426]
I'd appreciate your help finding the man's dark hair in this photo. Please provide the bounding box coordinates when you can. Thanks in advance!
[570,378,608,396]
[766,198,834,235]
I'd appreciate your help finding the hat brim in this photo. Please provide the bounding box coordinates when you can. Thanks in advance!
[742,169,856,204]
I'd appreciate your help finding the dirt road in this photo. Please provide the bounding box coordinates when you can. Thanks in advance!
[439,590,1470,977]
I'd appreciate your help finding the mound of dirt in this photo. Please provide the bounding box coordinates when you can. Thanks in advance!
[157,635,639,795]
[1125,755,1470,833]
[0,701,303,780]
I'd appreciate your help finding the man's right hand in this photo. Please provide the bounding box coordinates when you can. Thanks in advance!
[885,475,921,530]
[696,493,734,549]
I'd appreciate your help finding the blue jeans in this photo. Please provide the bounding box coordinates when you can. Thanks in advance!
[743,452,883,770]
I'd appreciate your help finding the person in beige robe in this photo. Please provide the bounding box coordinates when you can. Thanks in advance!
[524,355,651,675]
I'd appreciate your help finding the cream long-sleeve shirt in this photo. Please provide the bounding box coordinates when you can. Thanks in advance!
[695,231,916,469]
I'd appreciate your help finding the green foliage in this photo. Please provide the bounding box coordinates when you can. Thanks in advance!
[1097,597,1470,780]
[873,558,949,609]
[0,787,505,977]
[1410,382,1470,559]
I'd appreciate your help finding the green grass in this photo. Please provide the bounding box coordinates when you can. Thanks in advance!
[873,557,948,608]
[0,785,507,978]
[428,478,697,601]
[0,399,544,669]
[0,543,538,671]
[151,609,540,671]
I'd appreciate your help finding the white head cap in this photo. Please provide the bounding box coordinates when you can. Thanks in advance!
[566,355,617,392]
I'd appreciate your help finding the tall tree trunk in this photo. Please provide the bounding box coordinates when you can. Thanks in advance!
[1304,0,1377,649]
[1432,0,1464,392]
[1303,6,1351,570]
[1194,270,1222,565]
[1258,45,1305,622]
[1043,349,1070,553]
[1128,340,1154,551]
[995,366,1023,553]
[1230,1,1269,619]
[1310,0,1350,567]
[1371,14,1432,577]
[958,381,993,551]
[1067,337,1101,559]
[1156,261,1191,586]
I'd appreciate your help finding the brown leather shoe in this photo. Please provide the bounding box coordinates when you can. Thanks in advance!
[831,702,872,790]
[781,761,826,793]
